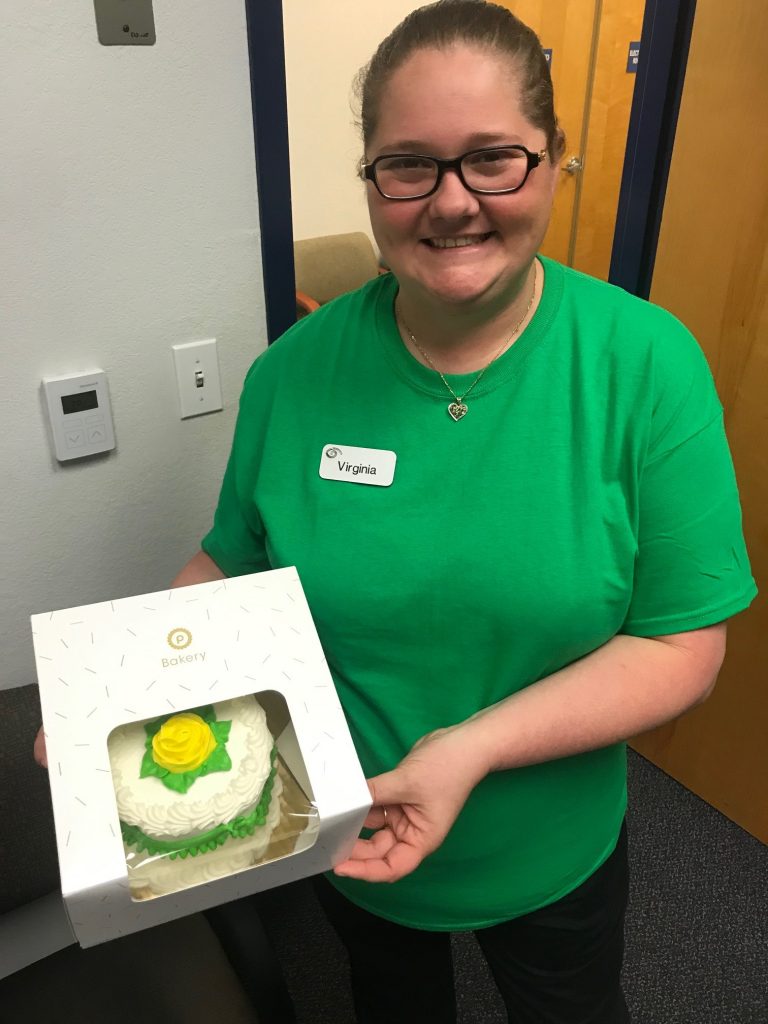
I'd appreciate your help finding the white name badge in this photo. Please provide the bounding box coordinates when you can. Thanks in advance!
[318,443,396,487]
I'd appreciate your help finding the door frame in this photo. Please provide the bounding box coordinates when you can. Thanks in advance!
[609,0,698,298]
[244,0,296,343]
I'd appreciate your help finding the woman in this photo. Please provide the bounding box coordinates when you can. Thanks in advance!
[35,2,756,1021]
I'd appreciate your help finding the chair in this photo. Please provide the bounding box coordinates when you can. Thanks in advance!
[294,231,382,317]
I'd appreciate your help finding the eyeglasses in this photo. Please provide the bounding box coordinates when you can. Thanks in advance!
[361,145,547,200]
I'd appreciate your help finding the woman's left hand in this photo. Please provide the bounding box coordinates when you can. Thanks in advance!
[333,723,488,884]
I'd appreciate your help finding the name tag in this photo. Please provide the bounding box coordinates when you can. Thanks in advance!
[318,443,396,487]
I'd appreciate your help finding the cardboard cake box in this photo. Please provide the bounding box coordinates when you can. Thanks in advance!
[31,567,371,948]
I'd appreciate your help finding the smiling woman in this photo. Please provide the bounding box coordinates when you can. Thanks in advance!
[163,2,756,1022]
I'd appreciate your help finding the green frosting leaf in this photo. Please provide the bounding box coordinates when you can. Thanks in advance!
[203,743,232,774]
[140,747,165,781]
[210,719,231,745]
[157,770,193,794]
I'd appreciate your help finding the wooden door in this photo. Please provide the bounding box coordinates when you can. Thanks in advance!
[632,0,768,843]
[497,0,598,265]
[572,0,646,278]
[499,1,645,276]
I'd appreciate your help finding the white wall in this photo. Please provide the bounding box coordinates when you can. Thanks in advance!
[1,2,267,690]
[283,0,421,243]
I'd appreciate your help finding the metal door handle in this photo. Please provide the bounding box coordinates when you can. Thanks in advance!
[563,156,583,174]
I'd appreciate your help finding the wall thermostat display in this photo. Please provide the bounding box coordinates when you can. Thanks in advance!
[42,370,116,462]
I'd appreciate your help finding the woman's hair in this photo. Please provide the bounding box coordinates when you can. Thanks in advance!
[355,0,565,160]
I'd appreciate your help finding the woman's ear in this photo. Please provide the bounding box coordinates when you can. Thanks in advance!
[551,125,567,165]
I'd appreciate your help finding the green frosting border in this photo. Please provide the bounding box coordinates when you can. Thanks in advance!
[121,747,278,860]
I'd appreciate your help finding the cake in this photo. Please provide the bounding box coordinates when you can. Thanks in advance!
[109,694,282,896]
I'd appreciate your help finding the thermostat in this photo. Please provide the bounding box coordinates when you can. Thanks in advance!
[42,370,116,462]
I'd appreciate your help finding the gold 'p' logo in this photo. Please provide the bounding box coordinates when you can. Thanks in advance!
[167,628,192,650]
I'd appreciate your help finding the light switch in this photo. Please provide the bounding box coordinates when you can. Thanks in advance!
[172,339,223,419]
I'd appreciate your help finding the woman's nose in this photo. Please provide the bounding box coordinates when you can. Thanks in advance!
[428,168,481,220]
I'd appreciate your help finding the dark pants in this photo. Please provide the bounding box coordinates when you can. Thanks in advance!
[314,822,630,1024]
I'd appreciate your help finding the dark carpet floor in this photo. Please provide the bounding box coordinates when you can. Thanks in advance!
[255,750,768,1023]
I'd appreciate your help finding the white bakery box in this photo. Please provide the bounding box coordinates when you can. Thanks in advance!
[31,567,371,948]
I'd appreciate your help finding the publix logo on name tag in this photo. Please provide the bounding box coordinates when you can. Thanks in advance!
[319,443,397,487]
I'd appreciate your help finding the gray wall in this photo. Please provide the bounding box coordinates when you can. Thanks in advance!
[1,2,267,689]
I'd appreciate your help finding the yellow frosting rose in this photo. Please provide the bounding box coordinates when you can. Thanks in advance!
[152,713,217,773]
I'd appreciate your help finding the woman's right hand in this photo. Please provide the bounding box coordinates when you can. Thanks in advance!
[34,725,48,768]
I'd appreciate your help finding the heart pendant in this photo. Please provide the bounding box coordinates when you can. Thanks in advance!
[448,402,468,422]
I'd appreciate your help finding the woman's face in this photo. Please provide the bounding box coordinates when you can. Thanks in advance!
[365,45,559,312]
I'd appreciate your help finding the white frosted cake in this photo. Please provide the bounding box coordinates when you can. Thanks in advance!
[109,694,281,896]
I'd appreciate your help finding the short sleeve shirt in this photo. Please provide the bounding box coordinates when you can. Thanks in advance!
[202,258,756,930]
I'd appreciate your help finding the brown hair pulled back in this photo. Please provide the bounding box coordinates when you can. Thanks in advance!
[356,0,565,161]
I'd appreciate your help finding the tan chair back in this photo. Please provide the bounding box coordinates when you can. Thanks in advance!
[293,232,380,306]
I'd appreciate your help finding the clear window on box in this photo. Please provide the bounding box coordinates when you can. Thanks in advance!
[107,690,319,900]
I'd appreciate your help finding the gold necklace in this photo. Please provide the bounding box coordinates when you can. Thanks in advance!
[397,267,537,422]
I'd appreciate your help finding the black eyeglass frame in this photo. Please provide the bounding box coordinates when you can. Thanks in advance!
[361,144,548,200]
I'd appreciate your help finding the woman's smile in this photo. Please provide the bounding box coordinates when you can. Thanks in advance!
[423,233,495,248]
[423,231,496,250]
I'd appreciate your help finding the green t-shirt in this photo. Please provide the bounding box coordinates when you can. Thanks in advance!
[202,258,755,931]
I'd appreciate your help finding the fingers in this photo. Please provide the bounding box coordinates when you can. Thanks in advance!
[362,805,389,830]
[334,836,424,883]
[367,770,405,814]
[334,814,428,883]
[345,760,467,883]
[34,726,48,769]
[360,773,401,831]
[343,828,398,863]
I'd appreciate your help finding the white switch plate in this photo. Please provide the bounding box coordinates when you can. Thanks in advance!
[172,339,223,419]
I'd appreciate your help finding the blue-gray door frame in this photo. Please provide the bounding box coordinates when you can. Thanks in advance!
[609,0,698,298]
[244,0,296,344]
